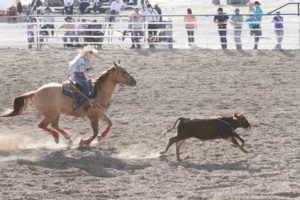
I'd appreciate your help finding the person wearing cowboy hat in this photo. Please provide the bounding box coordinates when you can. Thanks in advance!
[42,7,55,36]
[67,45,98,110]
[60,16,79,47]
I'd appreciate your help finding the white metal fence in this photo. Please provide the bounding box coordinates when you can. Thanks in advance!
[0,14,299,49]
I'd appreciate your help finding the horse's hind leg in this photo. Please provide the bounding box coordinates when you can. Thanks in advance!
[50,116,71,141]
[160,136,179,155]
[176,139,186,161]
[38,117,60,144]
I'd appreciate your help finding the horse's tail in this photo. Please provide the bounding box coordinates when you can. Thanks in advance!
[1,91,35,117]
[161,117,184,139]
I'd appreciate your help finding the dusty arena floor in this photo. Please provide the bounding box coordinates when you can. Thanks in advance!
[0,48,299,200]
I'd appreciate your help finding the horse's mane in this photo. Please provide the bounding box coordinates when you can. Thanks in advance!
[94,67,115,90]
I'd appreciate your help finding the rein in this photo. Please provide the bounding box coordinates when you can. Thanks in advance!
[70,84,108,110]
[217,118,232,127]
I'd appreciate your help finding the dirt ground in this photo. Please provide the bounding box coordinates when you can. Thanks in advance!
[0,48,299,200]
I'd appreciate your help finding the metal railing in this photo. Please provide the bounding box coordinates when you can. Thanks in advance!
[0,13,299,50]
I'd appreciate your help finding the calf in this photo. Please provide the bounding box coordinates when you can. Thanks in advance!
[160,112,251,161]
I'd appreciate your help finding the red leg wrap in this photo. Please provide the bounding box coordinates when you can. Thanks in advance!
[101,127,110,137]
[49,129,59,143]
[60,130,71,140]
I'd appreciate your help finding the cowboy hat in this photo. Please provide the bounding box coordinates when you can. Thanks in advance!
[80,45,98,54]
[64,16,72,21]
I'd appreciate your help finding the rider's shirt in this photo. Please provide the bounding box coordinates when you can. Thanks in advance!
[68,54,91,80]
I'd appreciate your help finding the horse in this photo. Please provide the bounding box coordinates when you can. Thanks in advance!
[1,61,136,146]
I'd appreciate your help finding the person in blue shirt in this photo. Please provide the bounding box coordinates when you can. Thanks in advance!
[246,13,260,49]
[272,11,284,50]
[67,45,97,110]
[251,1,263,22]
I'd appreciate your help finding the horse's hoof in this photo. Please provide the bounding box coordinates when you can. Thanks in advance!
[79,139,86,146]
[79,138,92,146]
[54,137,59,144]
[97,136,104,143]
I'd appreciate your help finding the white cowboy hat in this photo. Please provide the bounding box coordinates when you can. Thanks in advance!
[80,45,98,54]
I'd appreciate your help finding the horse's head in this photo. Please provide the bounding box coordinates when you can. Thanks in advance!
[110,61,136,86]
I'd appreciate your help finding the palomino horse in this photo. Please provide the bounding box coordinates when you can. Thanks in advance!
[1,61,136,146]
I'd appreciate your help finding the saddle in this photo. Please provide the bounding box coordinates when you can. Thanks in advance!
[61,79,97,100]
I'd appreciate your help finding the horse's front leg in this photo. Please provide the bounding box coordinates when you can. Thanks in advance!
[79,119,99,146]
[97,115,112,143]
[233,132,245,146]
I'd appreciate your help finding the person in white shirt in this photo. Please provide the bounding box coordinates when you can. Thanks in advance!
[142,4,159,48]
[128,7,144,49]
[109,0,126,22]
[64,0,74,15]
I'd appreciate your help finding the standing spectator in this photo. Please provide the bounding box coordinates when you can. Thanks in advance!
[42,7,55,36]
[246,13,259,49]
[213,7,229,49]
[64,0,74,15]
[250,1,263,35]
[154,4,162,24]
[230,8,243,50]
[27,17,37,49]
[128,7,144,49]
[17,1,23,14]
[77,18,88,46]
[60,16,78,47]
[184,8,197,47]
[142,4,159,48]
[109,0,126,23]
[272,11,284,50]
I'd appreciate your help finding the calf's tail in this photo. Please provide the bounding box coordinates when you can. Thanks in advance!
[162,117,184,139]
[1,91,35,117]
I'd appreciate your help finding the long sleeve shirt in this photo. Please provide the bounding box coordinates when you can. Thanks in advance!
[142,8,159,22]
[252,6,263,22]
[68,54,91,80]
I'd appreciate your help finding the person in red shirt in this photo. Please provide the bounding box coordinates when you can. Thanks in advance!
[184,8,197,47]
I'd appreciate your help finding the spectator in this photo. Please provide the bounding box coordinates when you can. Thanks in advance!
[27,17,37,49]
[184,8,197,47]
[31,0,42,11]
[230,8,243,50]
[77,18,88,46]
[250,1,263,35]
[246,13,259,49]
[154,4,162,24]
[60,16,78,47]
[42,7,55,36]
[140,0,149,10]
[272,11,284,50]
[109,0,126,23]
[213,7,229,49]
[250,1,263,22]
[142,4,159,48]
[79,0,91,14]
[128,7,144,49]
[64,0,74,15]
[17,1,23,13]
[93,0,102,13]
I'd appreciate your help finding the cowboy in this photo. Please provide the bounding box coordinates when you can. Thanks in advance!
[67,45,98,110]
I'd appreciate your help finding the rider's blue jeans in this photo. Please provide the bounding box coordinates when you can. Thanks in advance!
[74,72,90,110]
